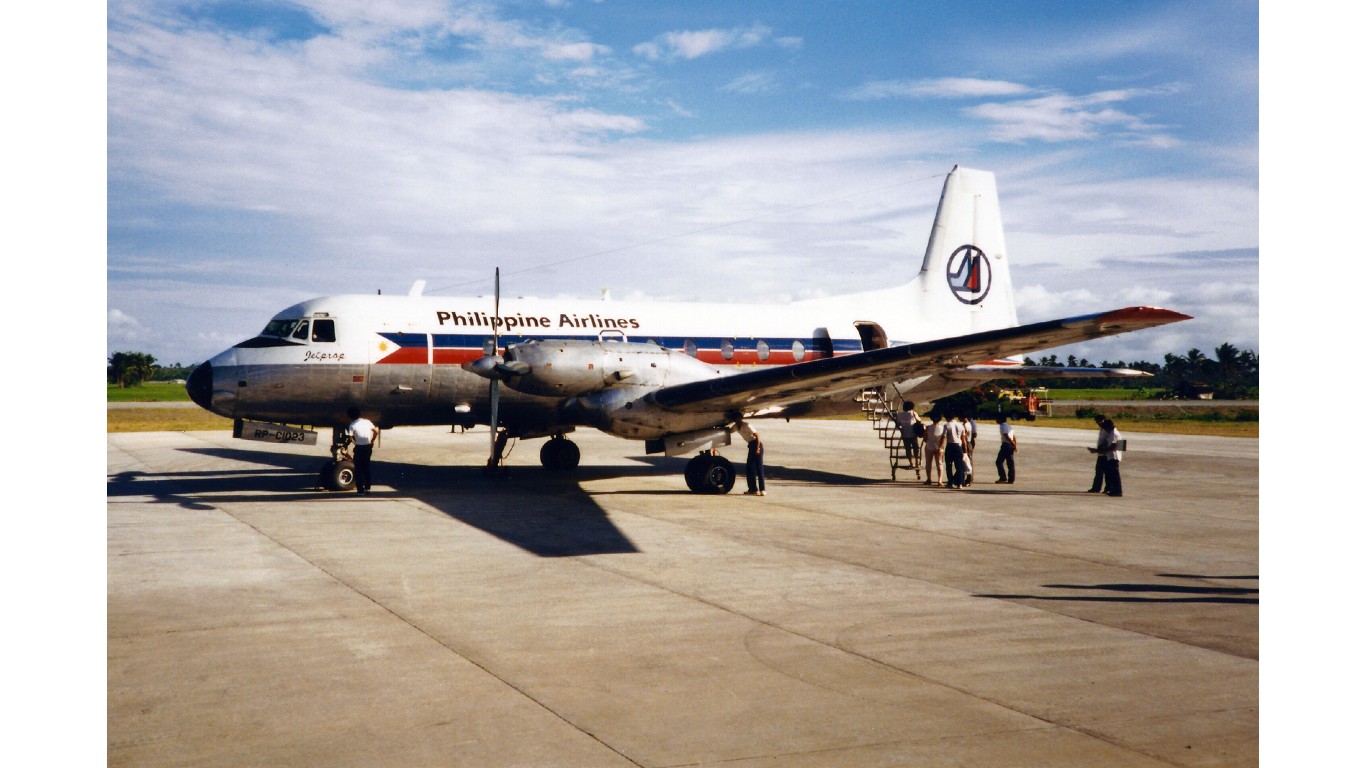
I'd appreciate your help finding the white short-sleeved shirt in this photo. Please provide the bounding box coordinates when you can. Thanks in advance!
[348,417,377,446]
[944,420,966,446]
[999,422,1015,443]
[926,423,945,453]
[1103,429,1123,461]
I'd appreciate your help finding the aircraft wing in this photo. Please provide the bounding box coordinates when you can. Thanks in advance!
[942,365,1154,381]
[646,306,1189,415]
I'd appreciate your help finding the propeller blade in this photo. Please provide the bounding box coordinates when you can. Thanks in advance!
[488,267,502,469]
[488,377,500,466]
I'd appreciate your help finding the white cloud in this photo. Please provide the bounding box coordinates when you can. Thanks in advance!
[633,25,782,62]
[722,72,779,94]
[107,310,146,349]
[541,41,609,62]
[105,5,1253,367]
[290,0,450,31]
[841,79,1184,148]
[844,77,1033,100]
[966,88,1180,145]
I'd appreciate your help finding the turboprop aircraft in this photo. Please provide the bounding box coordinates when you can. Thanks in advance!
[186,166,1190,493]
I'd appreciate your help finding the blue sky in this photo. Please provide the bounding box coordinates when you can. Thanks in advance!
[105,0,1259,366]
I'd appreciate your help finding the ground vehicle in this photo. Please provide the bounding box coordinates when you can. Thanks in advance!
[976,387,1051,421]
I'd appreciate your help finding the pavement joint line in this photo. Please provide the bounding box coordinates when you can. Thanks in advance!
[567,528,1167,765]
[208,499,650,768]
[110,425,1257,765]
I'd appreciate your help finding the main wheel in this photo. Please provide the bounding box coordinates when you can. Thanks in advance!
[321,459,356,491]
[684,454,709,492]
[540,437,581,471]
[685,455,735,494]
[700,456,736,494]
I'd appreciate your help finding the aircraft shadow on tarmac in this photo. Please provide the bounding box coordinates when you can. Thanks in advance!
[108,447,653,557]
[612,457,884,490]
[976,575,1259,605]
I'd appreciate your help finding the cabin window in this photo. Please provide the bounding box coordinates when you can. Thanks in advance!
[756,340,770,361]
[291,320,310,340]
[721,340,734,360]
[792,340,806,362]
[311,319,336,343]
[684,339,698,357]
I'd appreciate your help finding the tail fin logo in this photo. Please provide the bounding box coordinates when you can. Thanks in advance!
[946,244,992,305]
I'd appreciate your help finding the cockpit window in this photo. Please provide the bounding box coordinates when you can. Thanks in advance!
[311,319,336,342]
[261,319,304,338]
[291,320,310,340]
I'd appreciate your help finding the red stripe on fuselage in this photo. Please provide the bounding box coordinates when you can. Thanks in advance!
[432,349,484,366]
[379,346,854,367]
[375,347,430,365]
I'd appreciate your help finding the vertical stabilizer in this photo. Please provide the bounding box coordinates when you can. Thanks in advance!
[914,166,1019,336]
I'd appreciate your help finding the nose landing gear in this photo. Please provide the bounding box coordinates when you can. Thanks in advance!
[318,426,357,491]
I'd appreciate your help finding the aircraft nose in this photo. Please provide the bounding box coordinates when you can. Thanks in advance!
[186,362,214,410]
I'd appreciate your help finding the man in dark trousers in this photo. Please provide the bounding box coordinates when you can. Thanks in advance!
[346,406,379,495]
[942,410,968,489]
[1098,419,1124,497]
[737,420,766,496]
[1086,413,1107,493]
[994,415,1017,484]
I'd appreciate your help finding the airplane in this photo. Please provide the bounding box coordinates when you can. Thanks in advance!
[186,166,1190,493]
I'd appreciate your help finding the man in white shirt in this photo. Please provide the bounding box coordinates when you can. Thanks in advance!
[923,414,945,487]
[1099,419,1123,497]
[1086,413,1107,493]
[942,413,967,489]
[994,415,1017,484]
[894,404,922,469]
[346,406,379,495]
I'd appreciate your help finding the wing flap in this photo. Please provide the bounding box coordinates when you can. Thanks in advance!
[647,306,1189,415]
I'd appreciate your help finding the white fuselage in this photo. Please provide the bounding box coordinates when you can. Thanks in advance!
[187,166,1022,440]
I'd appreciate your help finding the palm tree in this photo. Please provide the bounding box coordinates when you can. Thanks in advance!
[108,351,157,387]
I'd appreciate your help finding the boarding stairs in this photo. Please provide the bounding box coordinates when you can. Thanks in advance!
[858,387,920,481]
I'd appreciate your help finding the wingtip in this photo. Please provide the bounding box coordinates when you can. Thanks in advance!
[1097,306,1194,325]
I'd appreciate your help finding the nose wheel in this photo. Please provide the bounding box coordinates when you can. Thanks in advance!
[319,459,357,491]
[318,426,357,491]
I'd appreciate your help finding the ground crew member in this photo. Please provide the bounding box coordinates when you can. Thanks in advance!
[346,406,378,495]
[994,415,1017,484]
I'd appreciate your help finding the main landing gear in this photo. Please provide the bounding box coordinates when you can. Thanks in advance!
[537,437,733,493]
[684,452,736,494]
[540,435,581,471]
[319,427,357,491]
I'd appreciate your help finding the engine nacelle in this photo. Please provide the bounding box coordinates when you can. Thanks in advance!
[500,339,722,398]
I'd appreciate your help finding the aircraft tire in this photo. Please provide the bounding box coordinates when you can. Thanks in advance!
[685,455,734,494]
[684,454,709,492]
[701,456,736,494]
[540,437,581,471]
[321,459,357,492]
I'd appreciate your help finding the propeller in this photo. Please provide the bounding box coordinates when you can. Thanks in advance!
[460,268,530,472]
[487,268,503,470]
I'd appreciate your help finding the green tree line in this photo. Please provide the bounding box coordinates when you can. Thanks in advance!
[107,352,201,387]
[108,341,1259,399]
[1022,342,1258,399]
